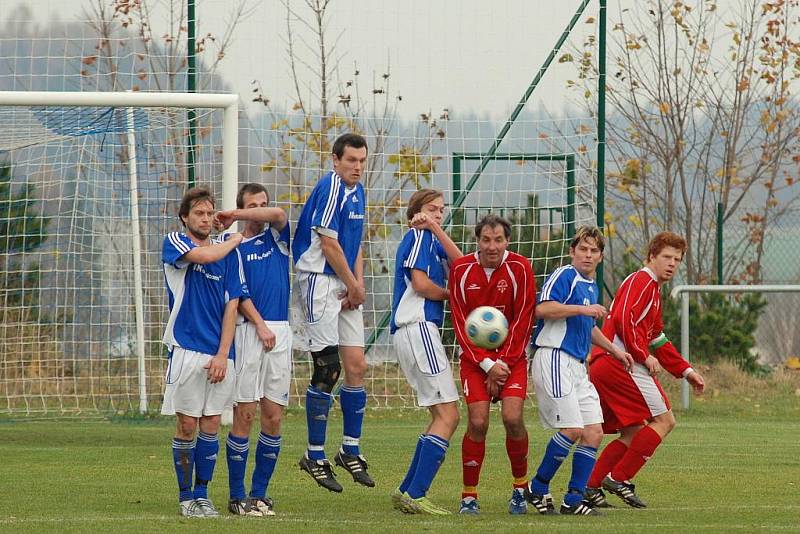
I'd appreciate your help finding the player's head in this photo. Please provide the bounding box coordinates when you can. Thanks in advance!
[236,182,269,209]
[332,133,368,187]
[569,226,605,278]
[646,231,687,283]
[406,188,444,225]
[178,186,215,240]
[475,214,511,269]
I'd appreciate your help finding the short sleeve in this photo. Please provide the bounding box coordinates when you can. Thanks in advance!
[310,174,341,237]
[224,249,248,301]
[162,232,196,268]
[538,267,574,304]
[402,229,434,273]
[271,223,291,255]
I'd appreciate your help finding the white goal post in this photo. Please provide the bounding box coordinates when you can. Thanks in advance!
[670,284,800,409]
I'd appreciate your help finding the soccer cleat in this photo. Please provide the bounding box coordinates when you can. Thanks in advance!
[508,488,528,515]
[180,499,205,518]
[298,455,343,493]
[524,488,558,515]
[194,498,220,517]
[390,488,404,510]
[406,493,451,515]
[584,487,614,508]
[560,500,604,516]
[458,497,480,515]
[249,497,275,516]
[228,498,264,517]
[602,475,647,508]
[334,450,376,488]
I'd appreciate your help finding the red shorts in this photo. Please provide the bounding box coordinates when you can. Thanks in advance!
[459,357,527,404]
[589,354,671,434]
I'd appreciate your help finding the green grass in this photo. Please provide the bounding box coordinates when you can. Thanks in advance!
[0,400,798,533]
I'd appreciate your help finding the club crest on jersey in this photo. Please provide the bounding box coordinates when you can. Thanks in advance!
[497,279,508,293]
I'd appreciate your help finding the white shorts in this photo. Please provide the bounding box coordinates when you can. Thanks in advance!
[393,322,459,407]
[291,271,365,351]
[531,347,603,429]
[234,320,293,406]
[161,347,235,417]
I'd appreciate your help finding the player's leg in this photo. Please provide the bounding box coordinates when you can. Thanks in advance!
[335,307,375,487]
[500,395,529,515]
[460,398,489,514]
[174,413,200,517]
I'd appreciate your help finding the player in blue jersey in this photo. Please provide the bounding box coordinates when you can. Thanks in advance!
[213,183,291,517]
[390,188,463,514]
[292,133,373,492]
[526,226,633,516]
[161,186,247,518]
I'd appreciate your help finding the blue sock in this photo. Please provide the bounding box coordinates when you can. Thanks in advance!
[407,434,449,499]
[172,437,195,502]
[306,386,332,460]
[565,445,598,506]
[193,432,218,499]
[226,433,249,500]
[399,435,426,493]
[530,432,574,495]
[250,433,281,499]
[340,385,366,456]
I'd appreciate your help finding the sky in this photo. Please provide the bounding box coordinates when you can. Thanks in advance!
[6,0,603,120]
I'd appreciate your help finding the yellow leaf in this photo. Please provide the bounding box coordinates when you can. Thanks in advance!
[659,102,671,114]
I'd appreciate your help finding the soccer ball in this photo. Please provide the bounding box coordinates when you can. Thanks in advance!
[465,306,509,349]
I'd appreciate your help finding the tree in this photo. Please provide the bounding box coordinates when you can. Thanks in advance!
[566,0,800,286]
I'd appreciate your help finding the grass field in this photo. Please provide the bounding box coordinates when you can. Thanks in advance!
[1,386,799,534]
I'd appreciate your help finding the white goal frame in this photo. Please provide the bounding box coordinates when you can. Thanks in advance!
[670,284,800,409]
[0,91,239,414]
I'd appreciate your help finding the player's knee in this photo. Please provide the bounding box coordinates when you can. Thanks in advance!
[176,416,197,439]
[344,355,367,381]
[560,427,583,442]
[501,413,525,436]
[311,345,341,393]
[467,414,489,439]
[580,425,604,448]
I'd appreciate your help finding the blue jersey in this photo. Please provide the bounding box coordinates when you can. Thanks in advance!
[235,224,291,322]
[292,170,366,274]
[390,229,448,333]
[533,264,598,362]
[162,232,248,359]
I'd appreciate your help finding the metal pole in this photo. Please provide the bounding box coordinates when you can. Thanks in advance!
[187,0,197,187]
[717,202,723,283]
[681,291,690,409]
[596,0,607,304]
[126,105,148,414]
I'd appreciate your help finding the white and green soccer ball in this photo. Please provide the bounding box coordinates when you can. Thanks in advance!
[465,306,508,350]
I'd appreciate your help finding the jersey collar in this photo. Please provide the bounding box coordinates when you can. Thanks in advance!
[642,266,658,281]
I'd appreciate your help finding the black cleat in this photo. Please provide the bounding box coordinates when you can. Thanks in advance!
[584,487,614,508]
[523,487,558,515]
[602,475,647,508]
[560,500,604,516]
[334,450,375,487]
[299,455,343,493]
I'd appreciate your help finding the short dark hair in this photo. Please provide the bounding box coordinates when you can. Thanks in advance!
[236,182,269,209]
[178,186,215,226]
[406,188,443,221]
[332,133,368,159]
[570,226,605,252]
[475,214,512,240]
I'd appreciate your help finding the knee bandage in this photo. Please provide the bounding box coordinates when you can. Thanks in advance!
[311,346,341,393]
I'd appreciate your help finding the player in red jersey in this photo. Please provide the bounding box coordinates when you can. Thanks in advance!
[584,232,705,509]
[448,214,536,515]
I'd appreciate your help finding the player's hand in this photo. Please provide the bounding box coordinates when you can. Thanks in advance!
[486,378,501,399]
[583,304,608,320]
[487,360,510,385]
[256,324,276,352]
[220,231,243,245]
[214,210,237,231]
[612,348,634,372]
[643,355,661,376]
[346,282,366,307]
[409,212,438,231]
[204,354,228,384]
[686,370,705,395]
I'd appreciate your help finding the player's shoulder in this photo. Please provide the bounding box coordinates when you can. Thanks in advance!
[504,251,534,270]
[164,231,191,249]
[547,264,577,283]
[451,252,477,268]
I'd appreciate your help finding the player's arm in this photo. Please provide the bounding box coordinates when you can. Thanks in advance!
[204,298,238,383]
[411,269,448,301]
[183,233,243,265]
[319,234,365,305]
[411,215,463,264]
[238,299,276,351]
[448,264,494,370]
[215,207,288,232]
[497,261,536,367]
[536,300,606,320]
[649,332,705,392]
[591,326,633,371]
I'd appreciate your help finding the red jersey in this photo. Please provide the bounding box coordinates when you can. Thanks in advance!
[449,250,536,368]
[592,267,690,378]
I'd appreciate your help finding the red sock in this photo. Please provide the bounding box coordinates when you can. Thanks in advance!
[461,433,485,498]
[587,438,628,488]
[611,426,662,482]
[505,435,529,487]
